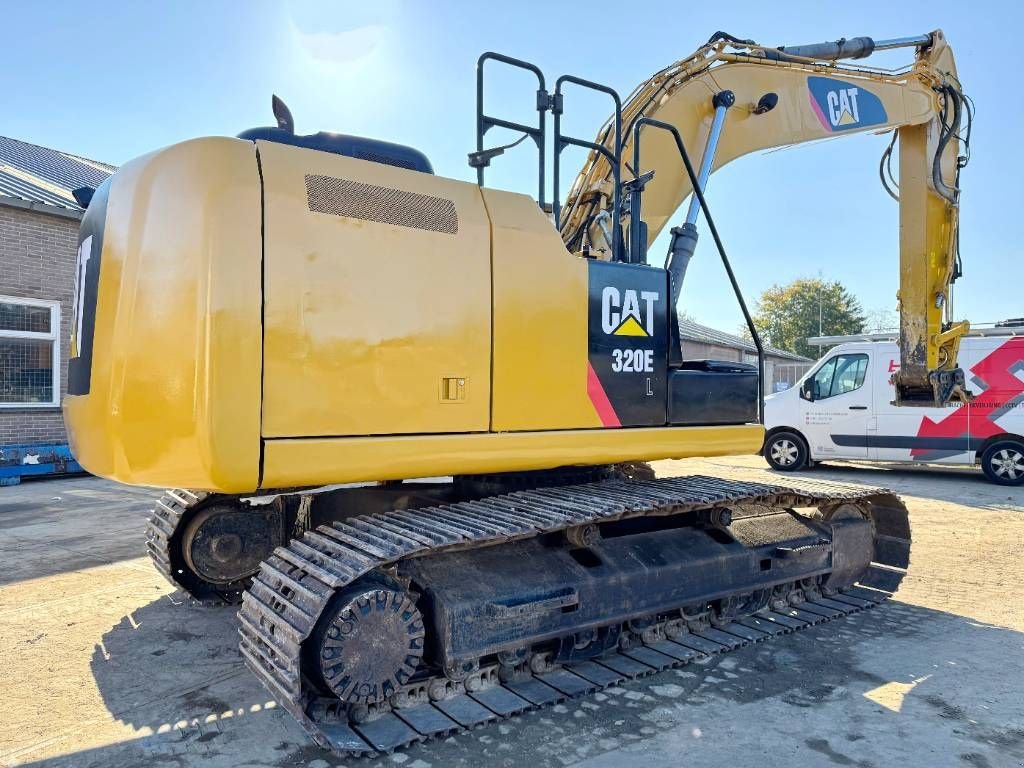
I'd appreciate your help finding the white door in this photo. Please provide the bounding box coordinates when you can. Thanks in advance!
[799,352,872,460]
[868,347,972,464]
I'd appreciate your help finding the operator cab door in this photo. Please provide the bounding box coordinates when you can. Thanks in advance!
[799,351,871,459]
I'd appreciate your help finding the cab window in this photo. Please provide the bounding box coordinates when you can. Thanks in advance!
[810,353,868,399]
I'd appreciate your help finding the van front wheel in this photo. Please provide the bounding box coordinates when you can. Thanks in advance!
[764,431,809,472]
[981,439,1024,486]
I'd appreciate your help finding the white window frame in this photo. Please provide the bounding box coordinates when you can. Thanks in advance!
[0,295,61,408]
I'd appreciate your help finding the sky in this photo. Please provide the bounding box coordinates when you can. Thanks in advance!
[2,0,1021,336]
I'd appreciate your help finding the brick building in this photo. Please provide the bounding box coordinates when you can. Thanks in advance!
[0,136,114,481]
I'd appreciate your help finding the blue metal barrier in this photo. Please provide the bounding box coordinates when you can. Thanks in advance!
[0,443,84,486]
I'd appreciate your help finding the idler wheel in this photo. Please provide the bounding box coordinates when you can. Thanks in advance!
[315,584,425,705]
[181,504,280,585]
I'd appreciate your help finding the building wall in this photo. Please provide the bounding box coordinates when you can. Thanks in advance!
[681,341,743,362]
[0,205,78,446]
[769,360,812,392]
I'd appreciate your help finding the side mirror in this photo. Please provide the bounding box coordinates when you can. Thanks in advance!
[801,379,815,401]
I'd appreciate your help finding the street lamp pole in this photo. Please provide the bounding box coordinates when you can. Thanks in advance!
[817,272,823,356]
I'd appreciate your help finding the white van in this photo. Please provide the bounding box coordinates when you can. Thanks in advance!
[762,333,1024,485]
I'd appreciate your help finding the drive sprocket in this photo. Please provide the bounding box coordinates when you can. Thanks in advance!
[312,583,425,705]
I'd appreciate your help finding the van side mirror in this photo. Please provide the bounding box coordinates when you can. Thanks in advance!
[801,379,815,401]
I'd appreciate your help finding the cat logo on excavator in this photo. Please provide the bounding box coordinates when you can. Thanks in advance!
[601,287,660,337]
[808,76,888,133]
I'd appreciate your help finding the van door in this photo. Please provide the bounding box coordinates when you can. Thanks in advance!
[964,337,1024,459]
[868,345,971,463]
[799,351,871,459]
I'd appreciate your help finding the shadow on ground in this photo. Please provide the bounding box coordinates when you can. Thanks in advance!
[13,594,1024,768]
[0,477,158,585]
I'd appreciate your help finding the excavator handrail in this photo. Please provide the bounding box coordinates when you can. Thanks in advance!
[632,116,765,422]
[552,74,624,261]
[473,52,551,207]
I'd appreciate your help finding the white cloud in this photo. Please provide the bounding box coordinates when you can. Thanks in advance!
[291,22,389,66]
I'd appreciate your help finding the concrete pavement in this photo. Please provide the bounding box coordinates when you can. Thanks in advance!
[1,457,1021,768]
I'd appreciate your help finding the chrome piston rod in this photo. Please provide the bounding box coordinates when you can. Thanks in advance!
[683,91,734,226]
[771,33,932,61]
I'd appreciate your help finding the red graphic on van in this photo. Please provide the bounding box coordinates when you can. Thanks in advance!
[913,338,1024,456]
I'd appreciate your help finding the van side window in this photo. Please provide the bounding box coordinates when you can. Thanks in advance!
[812,353,868,399]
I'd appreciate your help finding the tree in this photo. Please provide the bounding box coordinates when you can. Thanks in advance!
[752,278,866,359]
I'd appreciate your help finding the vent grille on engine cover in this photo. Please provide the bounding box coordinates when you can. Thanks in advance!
[305,174,458,234]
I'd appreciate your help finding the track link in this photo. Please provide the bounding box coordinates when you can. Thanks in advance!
[237,474,910,757]
[145,489,209,591]
[143,466,632,603]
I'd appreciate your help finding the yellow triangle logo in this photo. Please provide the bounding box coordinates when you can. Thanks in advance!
[838,110,857,125]
[613,316,649,337]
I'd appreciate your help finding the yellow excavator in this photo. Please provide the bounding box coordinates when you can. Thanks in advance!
[64,30,969,756]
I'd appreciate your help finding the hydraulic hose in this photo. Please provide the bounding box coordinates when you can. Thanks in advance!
[930,85,962,204]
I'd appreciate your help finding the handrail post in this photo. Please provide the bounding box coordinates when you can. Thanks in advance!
[553,75,623,260]
[473,52,550,208]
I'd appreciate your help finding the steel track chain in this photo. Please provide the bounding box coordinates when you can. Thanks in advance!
[143,466,631,603]
[145,489,208,590]
[236,474,910,757]
[292,584,887,754]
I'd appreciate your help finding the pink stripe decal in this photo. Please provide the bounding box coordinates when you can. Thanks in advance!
[808,89,832,132]
[587,362,622,427]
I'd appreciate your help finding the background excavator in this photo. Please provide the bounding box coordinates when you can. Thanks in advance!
[63,29,969,757]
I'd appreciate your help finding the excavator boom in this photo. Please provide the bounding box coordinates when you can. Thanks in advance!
[560,30,970,406]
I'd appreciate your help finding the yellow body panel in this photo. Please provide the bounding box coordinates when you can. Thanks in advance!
[486,188,601,431]
[259,141,492,437]
[63,133,764,493]
[262,424,762,488]
[63,137,263,492]
[65,136,762,493]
